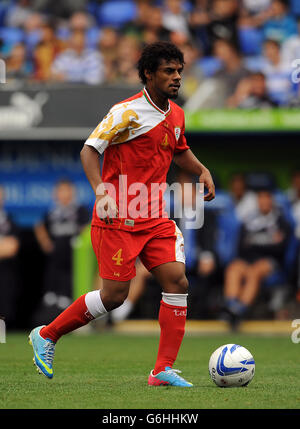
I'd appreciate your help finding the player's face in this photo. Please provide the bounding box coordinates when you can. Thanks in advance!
[151,59,184,99]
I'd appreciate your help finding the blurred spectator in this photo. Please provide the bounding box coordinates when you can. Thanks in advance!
[99,27,119,83]
[262,38,293,104]
[23,11,45,33]
[162,0,191,37]
[33,22,66,81]
[189,0,239,54]
[32,0,88,19]
[188,0,210,52]
[221,188,291,328]
[246,0,298,43]
[212,38,250,103]
[33,179,90,325]
[173,171,219,318]
[122,0,153,41]
[228,172,257,221]
[242,0,272,15]
[207,0,240,51]
[69,10,95,32]
[263,0,298,43]
[288,168,300,205]
[116,35,141,85]
[22,12,46,56]
[5,0,33,28]
[227,72,278,108]
[281,17,300,67]
[179,41,204,101]
[51,29,104,84]
[0,186,20,329]
[288,169,300,301]
[141,6,171,45]
[5,42,32,81]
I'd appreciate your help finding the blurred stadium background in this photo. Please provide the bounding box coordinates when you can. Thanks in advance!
[1,0,300,335]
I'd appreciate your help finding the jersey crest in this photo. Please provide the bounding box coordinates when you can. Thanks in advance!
[174,126,181,141]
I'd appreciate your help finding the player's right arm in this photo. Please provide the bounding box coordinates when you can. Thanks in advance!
[81,103,138,223]
[80,145,118,224]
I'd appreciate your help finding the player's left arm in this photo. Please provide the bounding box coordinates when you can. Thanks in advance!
[173,149,215,201]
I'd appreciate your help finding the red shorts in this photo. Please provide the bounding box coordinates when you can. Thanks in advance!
[91,219,185,281]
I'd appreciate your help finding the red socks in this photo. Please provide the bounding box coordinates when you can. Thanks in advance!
[153,300,187,375]
[40,294,93,343]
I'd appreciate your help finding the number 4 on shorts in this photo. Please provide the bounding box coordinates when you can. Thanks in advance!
[112,248,123,266]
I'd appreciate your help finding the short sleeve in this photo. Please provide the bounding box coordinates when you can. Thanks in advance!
[174,121,190,155]
[84,103,140,154]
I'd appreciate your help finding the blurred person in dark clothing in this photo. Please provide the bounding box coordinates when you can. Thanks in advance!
[0,186,20,328]
[228,172,257,221]
[140,6,171,45]
[33,179,90,324]
[173,171,218,318]
[227,72,278,109]
[189,0,240,54]
[287,169,300,301]
[222,188,291,328]
[212,38,250,103]
[31,0,88,20]
[122,0,154,42]
[207,0,240,50]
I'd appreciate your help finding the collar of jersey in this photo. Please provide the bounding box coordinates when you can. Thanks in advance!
[143,87,171,115]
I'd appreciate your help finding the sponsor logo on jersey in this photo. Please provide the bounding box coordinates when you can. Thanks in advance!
[124,219,134,226]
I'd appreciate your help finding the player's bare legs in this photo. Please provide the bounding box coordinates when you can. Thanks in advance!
[111,260,151,323]
[147,261,192,386]
[28,278,131,378]
[100,279,131,311]
[151,261,188,294]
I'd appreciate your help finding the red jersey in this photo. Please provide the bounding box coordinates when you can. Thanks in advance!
[84,88,190,231]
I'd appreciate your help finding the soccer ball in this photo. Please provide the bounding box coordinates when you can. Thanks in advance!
[208,344,255,388]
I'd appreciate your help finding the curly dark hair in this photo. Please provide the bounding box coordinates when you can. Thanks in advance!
[137,41,184,85]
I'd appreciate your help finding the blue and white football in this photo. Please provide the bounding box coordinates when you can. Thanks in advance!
[209,344,255,387]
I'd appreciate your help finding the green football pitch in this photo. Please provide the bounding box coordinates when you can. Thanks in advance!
[0,331,299,409]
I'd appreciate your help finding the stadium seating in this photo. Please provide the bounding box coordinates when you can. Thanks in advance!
[96,0,137,28]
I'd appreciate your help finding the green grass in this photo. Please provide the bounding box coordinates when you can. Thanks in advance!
[0,331,300,409]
